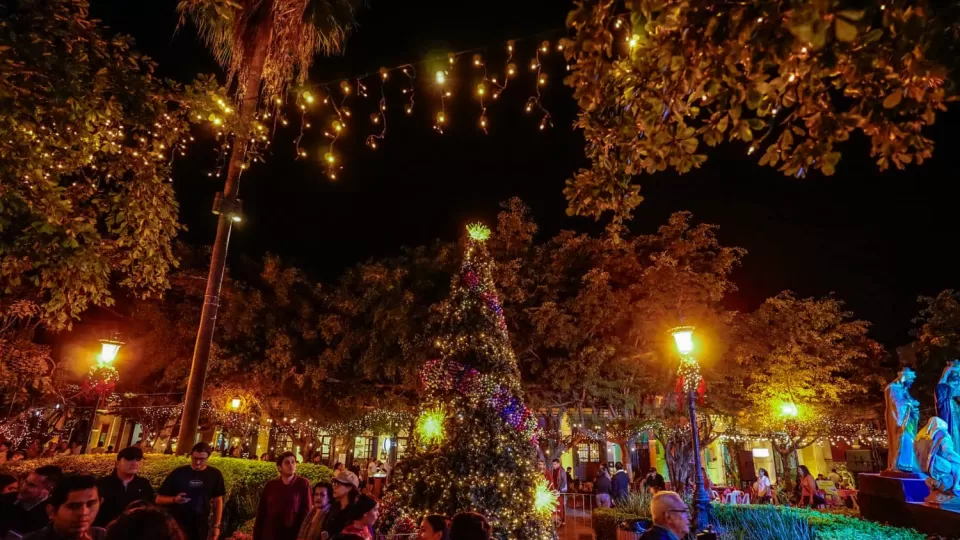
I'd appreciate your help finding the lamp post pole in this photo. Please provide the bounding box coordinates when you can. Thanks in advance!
[671,326,712,533]
[687,382,712,533]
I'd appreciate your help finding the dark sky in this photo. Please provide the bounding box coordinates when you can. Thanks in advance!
[90,0,960,348]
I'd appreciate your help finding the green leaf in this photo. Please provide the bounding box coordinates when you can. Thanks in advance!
[862,29,883,43]
[835,19,858,42]
[883,90,903,109]
[837,10,865,22]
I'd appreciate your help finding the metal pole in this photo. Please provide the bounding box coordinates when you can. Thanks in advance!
[688,387,712,533]
[85,394,102,453]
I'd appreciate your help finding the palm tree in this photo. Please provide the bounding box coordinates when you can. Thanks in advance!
[174,0,362,451]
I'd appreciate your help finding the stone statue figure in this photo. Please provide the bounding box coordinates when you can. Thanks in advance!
[936,360,960,452]
[914,417,960,511]
[885,368,920,473]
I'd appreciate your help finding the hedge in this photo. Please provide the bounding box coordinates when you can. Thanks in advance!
[593,503,925,540]
[0,455,332,535]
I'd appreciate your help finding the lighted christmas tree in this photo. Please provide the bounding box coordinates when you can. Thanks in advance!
[385,223,554,540]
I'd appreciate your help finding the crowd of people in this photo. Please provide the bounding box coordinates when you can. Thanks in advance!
[0,443,227,540]
[0,442,497,540]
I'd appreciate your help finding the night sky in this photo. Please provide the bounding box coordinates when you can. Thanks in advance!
[90,0,960,348]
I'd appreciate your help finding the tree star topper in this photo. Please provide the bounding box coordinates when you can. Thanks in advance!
[466,222,491,242]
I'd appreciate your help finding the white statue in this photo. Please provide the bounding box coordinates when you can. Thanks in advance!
[885,368,920,473]
[936,360,960,452]
[914,417,960,511]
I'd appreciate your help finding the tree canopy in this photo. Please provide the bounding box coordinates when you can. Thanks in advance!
[562,0,959,229]
[0,0,223,329]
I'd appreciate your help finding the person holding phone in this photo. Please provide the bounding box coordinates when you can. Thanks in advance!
[156,443,226,540]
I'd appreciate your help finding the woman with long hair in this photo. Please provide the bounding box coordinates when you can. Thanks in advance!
[754,468,772,504]
[797,465,824,508]
[418,515,450,540]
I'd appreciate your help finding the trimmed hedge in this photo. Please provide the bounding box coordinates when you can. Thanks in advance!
[593,504,924,540]
[0,455,332,535]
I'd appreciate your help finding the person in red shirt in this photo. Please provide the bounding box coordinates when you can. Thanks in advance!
[253,452,312,540]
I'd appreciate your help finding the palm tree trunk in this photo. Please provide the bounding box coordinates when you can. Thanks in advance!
[176,22,271,453]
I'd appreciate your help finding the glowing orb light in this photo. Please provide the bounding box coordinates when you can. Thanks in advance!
[781,402,799,418]
[416,408,446,445]
[466,223,491,242]
[533,477,559,517]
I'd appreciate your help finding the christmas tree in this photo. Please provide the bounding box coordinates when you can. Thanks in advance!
[386,223,555,540]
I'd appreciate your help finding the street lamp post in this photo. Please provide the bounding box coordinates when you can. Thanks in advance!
[671,326,712,533]
[85,337,123,452]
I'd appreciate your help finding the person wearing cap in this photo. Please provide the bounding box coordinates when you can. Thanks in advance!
[320,470,359,538]
[94,447,156,527]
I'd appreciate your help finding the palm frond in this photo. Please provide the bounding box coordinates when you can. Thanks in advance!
[179,0,363,102]
[176,0,239,70]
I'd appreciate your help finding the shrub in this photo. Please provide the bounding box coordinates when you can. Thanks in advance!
[711,505,814,540]
[712,505,924,540]
[592,508,650,540]
[0,454,332,535]
[593,503,924,540]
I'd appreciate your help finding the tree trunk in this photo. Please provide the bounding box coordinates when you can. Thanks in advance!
[176,20,271,453]
[616,438,633,480]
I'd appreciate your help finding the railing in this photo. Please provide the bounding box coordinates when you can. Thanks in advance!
[556,492,598,540]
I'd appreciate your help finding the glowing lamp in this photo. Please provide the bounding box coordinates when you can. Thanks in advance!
[781,402,799,418]
[752,448,770,458]
[671,326,695,355]
[231,398,241,410]
[98,338,123,365]
[435,71,446,85]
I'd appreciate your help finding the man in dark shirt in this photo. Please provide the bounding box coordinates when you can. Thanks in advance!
[94,447,156,527]
[0,465,62,538]
[611,462,630,503]
[156,442,226,540]
[642,468,666,493]
[24,475,105,540]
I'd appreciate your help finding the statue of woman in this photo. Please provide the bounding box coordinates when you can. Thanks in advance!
[936,360,960,452]
[885,368,920,473]
[914,417,960,509]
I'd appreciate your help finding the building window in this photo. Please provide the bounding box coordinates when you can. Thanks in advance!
[577,443,601,463]
[395,437,408,458]
[317,436,332,461]
[354,436,375,460]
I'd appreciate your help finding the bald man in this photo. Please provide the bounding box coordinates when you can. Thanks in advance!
[639,491,690,540]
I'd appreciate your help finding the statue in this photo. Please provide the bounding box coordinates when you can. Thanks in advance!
[914,417,960,511]
[885,368,920,473]
[936,360,960,452]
